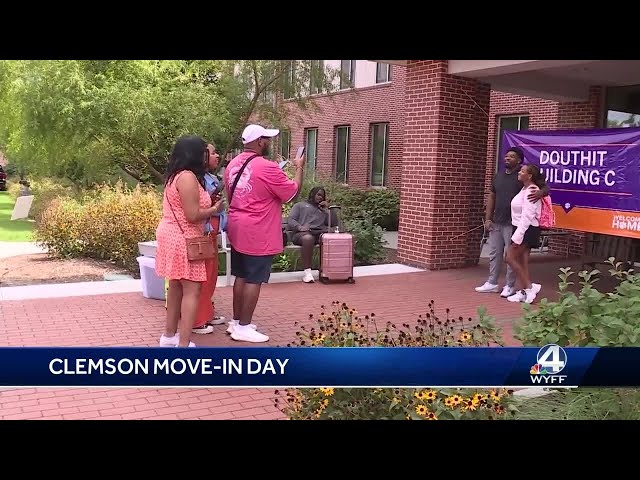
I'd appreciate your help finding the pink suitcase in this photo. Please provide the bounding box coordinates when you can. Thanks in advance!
[319,206,355,284]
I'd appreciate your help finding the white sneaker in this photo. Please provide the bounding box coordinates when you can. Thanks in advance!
[209,316,226,325]
[231,325,269,343]
[176,341,196,347]
[507,290,526,303]
[302,269,314,283]
[191,324,214,335]
[531,283,541,294]
[159,334,179,347]
[500,285,517,298]
[226,320,258,334]
[475,282,499,293]
[524,288,537,304]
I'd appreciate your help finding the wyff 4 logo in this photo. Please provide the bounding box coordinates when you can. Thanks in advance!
[529,344,568,384]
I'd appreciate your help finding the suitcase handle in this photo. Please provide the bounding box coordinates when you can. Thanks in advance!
[328,205,341,233]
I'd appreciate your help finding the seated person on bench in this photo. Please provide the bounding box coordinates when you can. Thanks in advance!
[288,187,329,283]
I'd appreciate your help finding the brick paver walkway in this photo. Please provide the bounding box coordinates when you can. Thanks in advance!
[0,255,580,419]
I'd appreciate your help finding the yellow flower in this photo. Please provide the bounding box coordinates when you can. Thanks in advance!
[321,399,329,407]
[425,390,437,401]
[490,390,501,402]
[494,405,505,415]
[320,388,334,396]
[444,397,455,408]
[415,391,426,400]
[451,395,463,405]
[415,405,428,416]
[459,331,472,343]
[472,393,487,404]
[463,399,477,411]
[426,412,437,420]
[312,334,326,346]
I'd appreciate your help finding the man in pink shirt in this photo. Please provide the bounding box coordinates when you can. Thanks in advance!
[224,124,305,343]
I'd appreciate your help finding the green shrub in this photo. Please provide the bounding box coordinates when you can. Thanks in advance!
[362,188,400,231]
[514,259,640,347]
[510,259,640,420]
[275,301,517,420]
[344,218,386,265]
[35,182,162,271]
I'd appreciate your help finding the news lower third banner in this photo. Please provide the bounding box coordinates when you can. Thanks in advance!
[0,345,638,388]
[502,126,640,239]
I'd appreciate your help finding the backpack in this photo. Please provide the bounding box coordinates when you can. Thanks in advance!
[539,195,556,229]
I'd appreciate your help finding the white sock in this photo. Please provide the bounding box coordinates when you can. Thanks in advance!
[304,268,312,274]
[235,323,251,333]
[231,319,239,324]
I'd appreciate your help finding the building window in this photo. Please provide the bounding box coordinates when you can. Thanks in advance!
[283,61,296,100]
[604,84,640,128]
[335,126,350,183]
[376,63,391,84]
[280,130,291,160]
[309,60,324,95]
[496,115,529,170]
[340,60,355,90]
[370,123,389,187]
[305,128,318,177]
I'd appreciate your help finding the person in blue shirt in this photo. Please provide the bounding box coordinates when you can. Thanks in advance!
[192,143,227,334]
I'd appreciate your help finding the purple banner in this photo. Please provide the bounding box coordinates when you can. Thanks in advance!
[501,126,640,239]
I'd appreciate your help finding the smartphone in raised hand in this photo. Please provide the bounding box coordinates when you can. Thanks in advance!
[296,146,305,158]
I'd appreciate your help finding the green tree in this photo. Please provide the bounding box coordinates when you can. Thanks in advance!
[216,60,342,159]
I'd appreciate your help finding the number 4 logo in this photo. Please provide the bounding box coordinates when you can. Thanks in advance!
[537,344,567,374]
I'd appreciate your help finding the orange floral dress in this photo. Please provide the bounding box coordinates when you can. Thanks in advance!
[155,170,211,282]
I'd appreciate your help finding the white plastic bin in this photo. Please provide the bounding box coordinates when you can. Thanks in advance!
[136,256,165,300]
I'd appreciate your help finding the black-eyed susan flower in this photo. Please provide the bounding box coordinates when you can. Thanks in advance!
[490,390,501,401]
[459,331,472,343]
[415,391,426,400]
[415,405,428,416]
[425,390,437,401]
[451,394,463,405]
[494,405,505,415]
[426,412,437,420]
[463,399,477,411]
[321,399,329,407]
[444,397,455,408]
[472,393,486,404]
[320,388,334,396]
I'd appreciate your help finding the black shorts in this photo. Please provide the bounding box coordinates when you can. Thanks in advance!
[230,248,274,284]
[291,231,322,246]
[512,225,541,249]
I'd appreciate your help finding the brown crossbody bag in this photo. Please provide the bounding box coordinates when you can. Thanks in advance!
[165,184,217,261]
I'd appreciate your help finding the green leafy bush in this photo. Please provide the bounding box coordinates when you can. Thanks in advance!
[510,259,640,420]
[514,259,640,347]
[35,182,162,271]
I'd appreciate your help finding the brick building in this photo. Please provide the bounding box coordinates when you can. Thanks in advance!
[281,60,405,190]
[282,60,640,270]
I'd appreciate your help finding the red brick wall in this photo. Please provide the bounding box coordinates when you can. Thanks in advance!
[397,60,491,270]
[282,65,406,190]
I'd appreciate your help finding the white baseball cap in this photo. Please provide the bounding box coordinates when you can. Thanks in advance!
[241,124,280,145]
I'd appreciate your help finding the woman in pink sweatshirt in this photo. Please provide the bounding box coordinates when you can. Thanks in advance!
[505,163,544,304]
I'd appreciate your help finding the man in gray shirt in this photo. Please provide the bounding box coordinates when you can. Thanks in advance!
[476,147,549,297]
[287,186,329,283]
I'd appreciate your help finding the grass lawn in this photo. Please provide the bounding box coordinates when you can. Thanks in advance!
[0,192,34,242]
